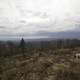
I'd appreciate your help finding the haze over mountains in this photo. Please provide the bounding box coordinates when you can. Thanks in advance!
[0,30,80,41]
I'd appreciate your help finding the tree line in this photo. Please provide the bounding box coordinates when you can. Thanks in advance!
[0,38,80,57]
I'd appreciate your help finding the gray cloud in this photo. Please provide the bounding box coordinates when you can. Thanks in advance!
[0,0,80,39]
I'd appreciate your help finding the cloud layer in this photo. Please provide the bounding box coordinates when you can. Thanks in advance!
[0,0,80,38]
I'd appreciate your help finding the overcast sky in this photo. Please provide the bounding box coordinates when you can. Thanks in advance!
[0,0,80,38]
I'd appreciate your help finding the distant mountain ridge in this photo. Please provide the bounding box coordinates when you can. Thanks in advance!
[0,31,80,41]
[35,31,80,39]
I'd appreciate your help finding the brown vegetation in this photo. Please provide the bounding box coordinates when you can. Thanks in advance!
[0,39,80,80]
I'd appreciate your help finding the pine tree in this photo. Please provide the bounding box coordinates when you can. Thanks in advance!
[20,38,26,57]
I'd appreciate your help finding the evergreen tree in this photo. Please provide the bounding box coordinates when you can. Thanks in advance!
[20,38,26,57]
